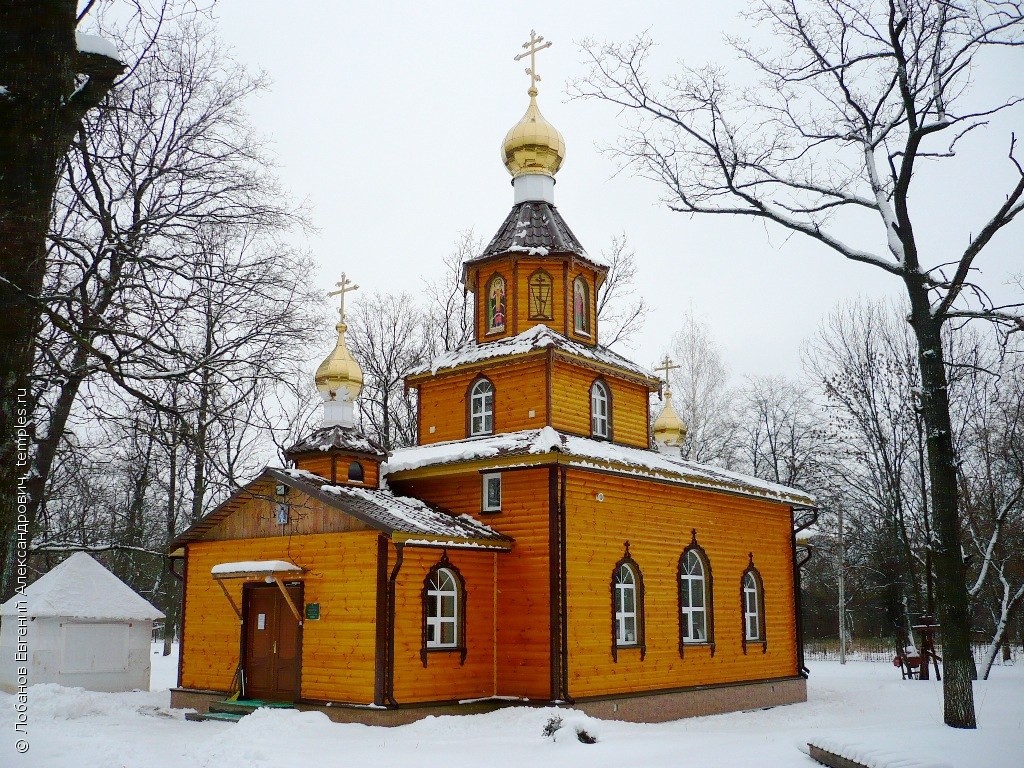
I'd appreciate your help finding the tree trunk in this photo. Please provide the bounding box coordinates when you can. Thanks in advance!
[907,285,977,728]
[0,1,79,600]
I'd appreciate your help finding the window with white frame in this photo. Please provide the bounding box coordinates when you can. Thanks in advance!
[614,563,638,645]
[743,571,761,641]
[482,473,501,512]
[680,549,708,642]
[426,567,459,648]
[590,380,610,438]
[469,379,494,436]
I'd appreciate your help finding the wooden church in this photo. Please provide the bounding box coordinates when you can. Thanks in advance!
[170,34,816,724]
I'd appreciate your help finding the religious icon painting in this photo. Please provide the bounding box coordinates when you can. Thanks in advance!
[573,277,590,334]
[488,275,506,332]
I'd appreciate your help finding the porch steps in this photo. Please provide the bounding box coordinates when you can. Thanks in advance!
[186,698,295,723]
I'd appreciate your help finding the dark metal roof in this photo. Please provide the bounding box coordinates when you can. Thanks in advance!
[285,425,385,458]
[471,201,597,265]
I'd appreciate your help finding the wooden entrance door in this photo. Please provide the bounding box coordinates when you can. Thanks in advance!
[243,583,302,701]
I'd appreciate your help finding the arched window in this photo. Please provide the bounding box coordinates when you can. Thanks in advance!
[611,543,646,661]
[468,378,494,436]
[347,461,364,482]
[741,554,766,654]
[678,532,714,655]
[528,269,553,320]
[614,564,637,645]
[590,380,610,439]
[573,277,590,335]
[421,557,467,666]
[486,274,506,333]
[426,567,459,648]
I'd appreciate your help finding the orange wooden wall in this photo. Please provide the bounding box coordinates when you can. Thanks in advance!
[565,264,599,346]
[388,544,496,703]
[201,478,373,541]
[550,360,650,448]
[181,529,380,703]
[561,469,797,698]
[292,453,380,488]
[392,468,553,699]
[416,357,548,444]
[469,255,601,345]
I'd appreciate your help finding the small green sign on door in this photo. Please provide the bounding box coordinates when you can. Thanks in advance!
[305,603,320,621]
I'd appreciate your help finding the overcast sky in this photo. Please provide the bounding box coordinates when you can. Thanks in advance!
[210,1,1021,383]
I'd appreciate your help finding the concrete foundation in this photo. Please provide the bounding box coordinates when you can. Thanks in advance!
[171,675,806,726]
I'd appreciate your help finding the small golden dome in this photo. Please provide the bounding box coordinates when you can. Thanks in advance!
[315,320,363,399]
[502,89,565,178]
[653,389,687,447]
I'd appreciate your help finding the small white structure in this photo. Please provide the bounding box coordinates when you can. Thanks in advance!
[0,552,164,693]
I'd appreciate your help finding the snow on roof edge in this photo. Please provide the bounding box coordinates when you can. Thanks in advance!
[385,428,816,507]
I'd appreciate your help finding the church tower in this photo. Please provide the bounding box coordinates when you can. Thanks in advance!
[406,32,661,446]
[286,273,385,486]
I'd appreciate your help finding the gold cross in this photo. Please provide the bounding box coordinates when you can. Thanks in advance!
[514,29,552,95]
[655,355,680,384]
[327,272,359,322]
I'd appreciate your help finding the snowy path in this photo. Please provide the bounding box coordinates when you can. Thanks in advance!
[2,648,1021,767]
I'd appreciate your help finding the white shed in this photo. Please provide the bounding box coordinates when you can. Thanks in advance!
[0,552,164,693]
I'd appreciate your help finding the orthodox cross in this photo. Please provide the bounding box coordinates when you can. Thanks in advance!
[655,355,680,389]
[514,29,552,94]
[328,272,359,322]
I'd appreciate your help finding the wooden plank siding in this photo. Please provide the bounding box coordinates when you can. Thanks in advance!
[512,258,565,336]
[416,357,548,445]
[391,468,553,699]
[181,530,381,703]
[561,469,798,698]
[467,255,604,347]
[389,545,497,703]
[290,453,380,488]
[550,360,651,448]
[200,477,373,541]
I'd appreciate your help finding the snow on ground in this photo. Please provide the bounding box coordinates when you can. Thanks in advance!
[1,645,1021,767]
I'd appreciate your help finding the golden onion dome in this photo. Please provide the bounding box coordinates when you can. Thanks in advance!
[502,88,565,178]
[314,320,363,398]
[653,389,687,447]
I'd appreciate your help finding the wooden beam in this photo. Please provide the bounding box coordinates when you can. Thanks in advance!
[216,579,242,622]
[272,576,303,624]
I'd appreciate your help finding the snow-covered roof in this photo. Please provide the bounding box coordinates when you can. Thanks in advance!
[386,427,816,508]
[169,467,512,550]
[408,324,657,382]
[286,425,384,457]
[0,552,164,621]
[211,561,303,577]
[274,468,510,547]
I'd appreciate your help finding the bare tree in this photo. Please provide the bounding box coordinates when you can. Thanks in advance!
[805,300,931,646]
[667,308,736,463]
[731,375,827,489]
[348,292,428,451]
[575,1,1024,727]
[596,233,649,349]
[423,230,478,357]
[957,345,1024,679]
[27,17,299,548]
[0,1,125,599]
